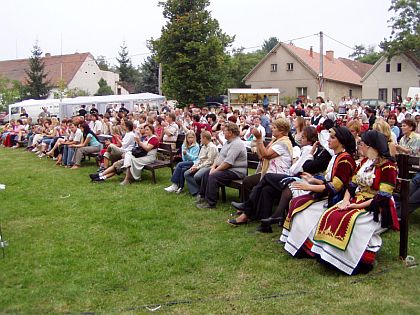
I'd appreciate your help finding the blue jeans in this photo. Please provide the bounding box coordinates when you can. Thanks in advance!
[184,167,209,196]
[171,161,194,188]
[42,138,54,150]
[62,145,75,166]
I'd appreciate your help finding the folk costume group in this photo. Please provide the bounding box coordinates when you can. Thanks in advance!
[230,125,398,275]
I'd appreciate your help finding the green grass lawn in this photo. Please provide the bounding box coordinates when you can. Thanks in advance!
[0,147,419,314]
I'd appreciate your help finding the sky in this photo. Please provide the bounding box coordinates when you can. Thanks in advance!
[0,0,393,66]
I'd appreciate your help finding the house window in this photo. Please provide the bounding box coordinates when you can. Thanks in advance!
[349,89,353,98]
[296,87,307,97]
[386,63,390,72]
[270,64,277,72]
[397,63,402,72]
[117,87,121,95]
[287,63,294,71]
[392,88,402,102]
[378,88,387,102]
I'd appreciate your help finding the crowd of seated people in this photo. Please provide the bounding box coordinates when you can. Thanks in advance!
[1,96,420,275]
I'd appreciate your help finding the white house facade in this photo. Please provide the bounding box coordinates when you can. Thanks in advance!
[361,53,420,103]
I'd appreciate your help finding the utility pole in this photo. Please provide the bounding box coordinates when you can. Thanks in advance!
[158,63,163,95]
[60,34,63,101]
[60,34,63,80]
[319,31,324,95]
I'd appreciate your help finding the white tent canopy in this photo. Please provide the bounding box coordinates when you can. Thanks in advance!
[59,93,166,118]
[8,98,72,120]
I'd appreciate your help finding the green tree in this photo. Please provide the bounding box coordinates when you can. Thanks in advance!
[348,44,367,59]
[95,78,114,96]
[0,76,24,110]
[116,42,135,82]
[151,0,234,105]
[262,37,279,53]
[225,48,264,89]
[349,44,383,64]
[95,55,111,71]
[66,88,89,98]
[357,46,383,64]
[116,42,143,92]
[380,0,420,59]
[24,42,51,99]
[139,55,159,94]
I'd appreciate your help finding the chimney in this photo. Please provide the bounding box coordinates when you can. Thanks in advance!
[45,53,51,57]
[309,46,313,57]
[326,50,334,60]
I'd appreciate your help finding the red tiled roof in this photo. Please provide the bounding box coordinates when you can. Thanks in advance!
[118,81,136,94]
[337,57,373,78]
[283,44,364,85]
[244,43,369,86]
[0,52,91,86]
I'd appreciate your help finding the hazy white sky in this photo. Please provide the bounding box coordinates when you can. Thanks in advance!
[1,0,392,66]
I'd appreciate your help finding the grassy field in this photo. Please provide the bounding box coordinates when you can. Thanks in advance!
[0,147,419,315]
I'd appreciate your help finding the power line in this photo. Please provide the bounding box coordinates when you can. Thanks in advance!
[1,32,357,76]
[323,33,355,51]
[228,33,319,52]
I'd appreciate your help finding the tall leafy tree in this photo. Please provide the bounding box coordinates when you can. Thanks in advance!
[349,44,383,65]
[357,45,383,65]
[262,37,279,53]
[0,76,24,110]
[380,0,420,59]
[348,44,367,59]
[24,42,51,99]
[95,78,114,96]
[151,0,234,105]
[95,55,112,71]
[225,48,265,89]
[139,56,159,94]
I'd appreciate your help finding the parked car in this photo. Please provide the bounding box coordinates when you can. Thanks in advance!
[360,99,388,109]
[205,102,228,113]
[0,112,8,124]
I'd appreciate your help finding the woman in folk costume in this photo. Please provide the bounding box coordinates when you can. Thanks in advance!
[280,126,356,257]
[311,130,399,275]
[227,118,293,232]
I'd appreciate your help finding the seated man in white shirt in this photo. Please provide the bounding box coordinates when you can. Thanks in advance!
[243,116,266,150]
[102,120,136,169]
[91,114,103,135]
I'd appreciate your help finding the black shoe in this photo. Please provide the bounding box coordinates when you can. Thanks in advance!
[227,219,248,226]
[196,202,215,209]
[260,216,283,226]
[92,177,104,183]
[89,173,99,180]
[256,224,273,233]
[231,201,246,211]
[230,210,243,217]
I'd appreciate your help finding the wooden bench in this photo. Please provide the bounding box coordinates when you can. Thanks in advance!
[220,152,260,202]
[143,142,175,184]
[396,154,420,259]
